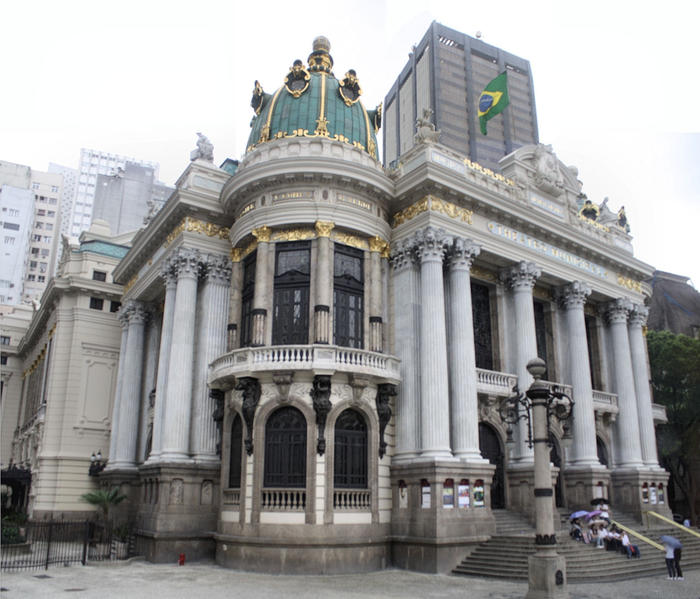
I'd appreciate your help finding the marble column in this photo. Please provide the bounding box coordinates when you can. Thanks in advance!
[314,221,334,344]
[500,261,541,463]
[251,226,271,346]
[147,259,178,462]
[138,308,160,463]
[629,304,659,467]
[557,281,599,466]
[108,311,130,465]
[605,298,644,468]
[192,254,231,462]
[415,227,453,459]
[448,237,485,462]
[161,248,201,462]
[111,300,148,469]
[390,239,420,462]
[368,236,385,352]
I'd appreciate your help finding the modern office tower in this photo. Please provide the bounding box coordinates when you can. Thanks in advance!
[384,22,538,171]
[92,162,173,235]
[0,161,63,305]
[70,149,159,238]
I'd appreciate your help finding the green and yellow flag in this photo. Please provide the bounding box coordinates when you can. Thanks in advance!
[478,71,509,135]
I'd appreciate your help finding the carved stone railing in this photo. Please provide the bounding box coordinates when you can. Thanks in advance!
[261,488,306,511]
[222,489,241,506]
[651,403,668,424]
[333,489,371,510]
[209,345,400,387]
[476,368,517,396]
[592,390,619,414]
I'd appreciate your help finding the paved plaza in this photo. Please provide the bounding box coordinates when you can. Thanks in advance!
[1,560,698,599]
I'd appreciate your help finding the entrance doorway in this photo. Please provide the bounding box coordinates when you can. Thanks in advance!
[479,422,505,508]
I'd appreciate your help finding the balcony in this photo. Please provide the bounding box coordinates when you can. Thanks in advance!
[592,390,619,415]
[208,345,400,387]
[651,403,668,424]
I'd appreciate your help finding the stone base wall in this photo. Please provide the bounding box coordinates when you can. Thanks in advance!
[562,466,611,510]
[136,530,216,563]
[391,539,480,573]
[611,468,671,520]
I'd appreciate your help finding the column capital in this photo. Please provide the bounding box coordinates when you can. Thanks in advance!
[413,226,450,264]
[252,225,271,242]
[629,303,649,327]
[448,237,480,270]
[500,261,541,291]
[124,299,149,325]
[389,238,415,272]
[174,248,202,279]
[556,280,591,310]
[604,297,633,324]
[314,220,335,237]
[160,254,179,287]
[203,254,232,285]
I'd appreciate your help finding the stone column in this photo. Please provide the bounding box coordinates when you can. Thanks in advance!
[192,254,231,462]
[111,300,148,469]
[108,312,130,465]
[500,261,541,463]
[368,236,386,352]
[415,227,453,459]
[161,249,201,462]
[147,259,178,462]
[629,304,659,467]
[557,281,599,466]
[314,221,334,344]
[228,250,243,350]
[138,308,160,463]
[390,240,420,462]
[251,226,271,346]
[605,298,644,468]
[447,237,485,462]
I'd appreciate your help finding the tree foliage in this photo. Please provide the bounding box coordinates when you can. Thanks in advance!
[80,487,127,522]
[647,330,700,522]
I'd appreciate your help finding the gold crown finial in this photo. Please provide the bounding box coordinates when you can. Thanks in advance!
[308,36,333,73]
[313,36,330,53]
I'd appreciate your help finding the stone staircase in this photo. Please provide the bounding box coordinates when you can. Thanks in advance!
[453,511,700,582]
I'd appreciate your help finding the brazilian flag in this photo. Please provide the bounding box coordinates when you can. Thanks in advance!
[478,71,509,135]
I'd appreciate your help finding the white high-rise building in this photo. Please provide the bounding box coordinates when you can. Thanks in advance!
[69,149,159,238]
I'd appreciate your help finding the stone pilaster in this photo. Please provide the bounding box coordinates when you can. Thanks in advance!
[108,311,130,465]
[557,281,599,467]
[500,261,541,463]
[629,304,659,468]
[390,239,420,462]
[147,259,178,462]
[314,221,334,344]
[192,255,232,462]
[161,248,201,462]
[415,227,453,460]
[251,226,271,346]
[368,236,385,352]
[605,298,644,468]
[111,300,148,469]
[228,252,243,351]
[447,237,484,462]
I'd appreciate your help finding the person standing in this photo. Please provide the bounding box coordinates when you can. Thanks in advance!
[674,545,683,581]
[664,542,676,579]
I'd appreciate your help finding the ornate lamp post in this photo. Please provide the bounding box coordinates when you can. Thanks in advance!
[89,450,106,477]
[500,358,574,599]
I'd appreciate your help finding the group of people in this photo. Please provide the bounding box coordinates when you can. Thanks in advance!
[570,518,640,558]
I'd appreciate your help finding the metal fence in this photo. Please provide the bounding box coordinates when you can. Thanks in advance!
[1,521,134,572]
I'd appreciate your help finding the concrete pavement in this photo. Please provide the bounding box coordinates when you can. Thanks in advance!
[1,559,698,598]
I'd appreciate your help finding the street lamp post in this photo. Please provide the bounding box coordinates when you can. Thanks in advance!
[500,358,574,599]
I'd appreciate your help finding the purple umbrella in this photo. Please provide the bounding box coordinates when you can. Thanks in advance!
[660,535,682,549]
[586,510,602,520]
[570,510,589,520]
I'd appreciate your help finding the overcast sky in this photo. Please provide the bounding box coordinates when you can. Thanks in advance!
[2,0,698,288]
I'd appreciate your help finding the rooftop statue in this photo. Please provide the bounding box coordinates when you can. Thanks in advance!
[191,132,214,162]
[414,108,440,144]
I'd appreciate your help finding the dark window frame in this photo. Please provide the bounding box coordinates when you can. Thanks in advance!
[92,270,107,282]
[272,241,310,345]
[333,244,364,348]
[263,406,307,488]
[334,409,368,489]
[229,414,243,489]
[240,251,256,347]
[89,297,104,311]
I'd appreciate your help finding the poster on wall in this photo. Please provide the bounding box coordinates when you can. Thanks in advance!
[658,485,665,504]
[641,483,649,504]
[650,485,657,505]
[443,480,454,509]
[458,480,470,508]
[421,480,431,509]
[473,480,485,507]
[398,482,408,509]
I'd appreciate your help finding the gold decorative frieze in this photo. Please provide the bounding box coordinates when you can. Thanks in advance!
[164,217,230,247]
[617,274,642,293]
[230,248,243,263]
[391,195,473,228]
[470,266,497,283]
[48,323,57,338]
[23,345,47,378]
[315,221,335,237]
[533,287,553,302]
[464,158,515,186]
[331,231,369,251]
[252,226,272,243]
[123,275,138,294]
[578,214,610,233]
[241,240,258,258]
[271,227,316,242]
[336,193,372,211]
[240,202,255,216]
[368,236,388,254]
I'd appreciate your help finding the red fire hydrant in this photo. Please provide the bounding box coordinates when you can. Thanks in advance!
[178,553,186,566]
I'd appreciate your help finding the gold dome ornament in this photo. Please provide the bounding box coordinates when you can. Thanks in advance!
[284,59,311,98]
[339,69,362,106]
[308,36,334,73]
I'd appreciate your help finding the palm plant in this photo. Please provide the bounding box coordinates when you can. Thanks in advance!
[80,487,127,523]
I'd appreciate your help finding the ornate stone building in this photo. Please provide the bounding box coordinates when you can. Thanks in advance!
[99,37,669,573]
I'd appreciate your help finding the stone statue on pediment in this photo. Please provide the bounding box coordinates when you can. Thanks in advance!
[533,143,564,196]
[190,132,214,162]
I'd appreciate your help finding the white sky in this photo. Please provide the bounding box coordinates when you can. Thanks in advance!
[2,0,698,287]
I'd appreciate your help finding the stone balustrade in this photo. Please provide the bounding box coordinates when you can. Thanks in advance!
[651,403,667,424]
[333,489,371,510]
[592,389,619,414]
[475,368,517,396]
[261,488,306,511]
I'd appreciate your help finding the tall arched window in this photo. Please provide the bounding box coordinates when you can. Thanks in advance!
[264,407,307,488]
[272,242,310,345]
[229,414,243,489]
[334,409,368,488]
[333,244,363,348]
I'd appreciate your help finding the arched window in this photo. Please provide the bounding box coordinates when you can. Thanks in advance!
[240,251,256,347]
[272,242,310,345]
[264,407,307,488]
[334,409,368,488]
[229,414,243,489]
[333,244,363,348]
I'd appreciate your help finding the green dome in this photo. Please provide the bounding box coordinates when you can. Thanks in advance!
[247,38,381,160]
